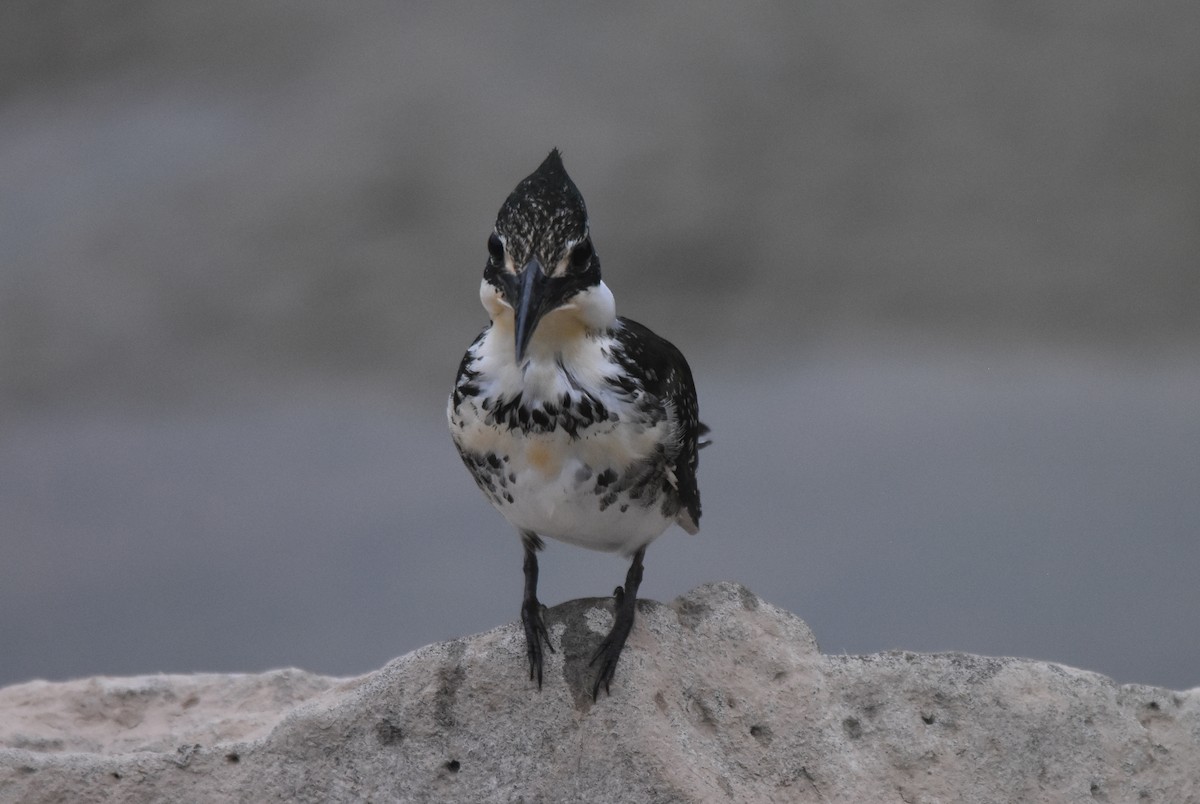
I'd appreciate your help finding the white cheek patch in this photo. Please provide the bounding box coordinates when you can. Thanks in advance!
[480,279,513,323]
[574,281,616,330]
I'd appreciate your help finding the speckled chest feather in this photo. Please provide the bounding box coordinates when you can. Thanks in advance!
[448,317,700,555]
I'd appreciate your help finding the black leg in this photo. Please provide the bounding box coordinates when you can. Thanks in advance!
[589,546,646,700]
[520,531,553,688]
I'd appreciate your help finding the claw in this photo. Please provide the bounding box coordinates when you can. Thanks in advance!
[588,547,646,700]
[521,599,555,687]
[521,539,554,689]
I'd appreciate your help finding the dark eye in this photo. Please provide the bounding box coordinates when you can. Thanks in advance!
[569,238,593,268]
[487,233,505,261]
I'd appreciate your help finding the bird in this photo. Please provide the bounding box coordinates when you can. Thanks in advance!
[447,149,706,699]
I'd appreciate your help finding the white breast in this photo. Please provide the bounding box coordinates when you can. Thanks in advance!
[449,323,679,556]
[487,429,675,555]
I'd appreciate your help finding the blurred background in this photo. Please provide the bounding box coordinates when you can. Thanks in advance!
[2,2,1198,691]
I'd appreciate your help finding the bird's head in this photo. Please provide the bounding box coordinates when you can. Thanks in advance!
[480,149,615,363]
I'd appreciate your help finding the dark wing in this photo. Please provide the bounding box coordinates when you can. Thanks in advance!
[612,317,705,532]
[450,328,488,410]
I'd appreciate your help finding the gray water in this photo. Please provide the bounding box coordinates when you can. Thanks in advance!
[4,349,1198,690]
[2,3,1198,690]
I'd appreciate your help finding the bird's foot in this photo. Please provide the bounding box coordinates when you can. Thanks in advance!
[588,584,636,700]
[521,597,554,687]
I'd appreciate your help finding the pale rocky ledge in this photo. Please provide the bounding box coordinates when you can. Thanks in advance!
[1,583,1197,803]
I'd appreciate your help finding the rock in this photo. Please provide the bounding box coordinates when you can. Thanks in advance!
[1,582,1197,803]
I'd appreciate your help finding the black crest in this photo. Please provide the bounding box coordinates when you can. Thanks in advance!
[495,149,590,268]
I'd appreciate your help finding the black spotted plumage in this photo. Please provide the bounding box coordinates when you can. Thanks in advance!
[607,317,704,530]
[447,149,707,699]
